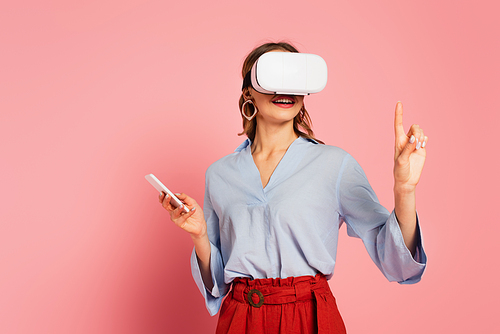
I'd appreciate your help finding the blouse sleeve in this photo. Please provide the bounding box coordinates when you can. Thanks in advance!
[190,173,229,316]
[337,154,427,284]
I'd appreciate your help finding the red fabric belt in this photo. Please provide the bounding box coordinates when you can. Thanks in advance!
[217,274,346,334]
[231,273,329,306]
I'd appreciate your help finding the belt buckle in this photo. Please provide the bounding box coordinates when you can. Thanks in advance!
[247,289,264,308]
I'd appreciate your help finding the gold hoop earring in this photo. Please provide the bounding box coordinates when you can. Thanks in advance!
[241,100,258,121]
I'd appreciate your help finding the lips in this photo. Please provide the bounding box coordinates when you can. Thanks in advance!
[271,95,296,108]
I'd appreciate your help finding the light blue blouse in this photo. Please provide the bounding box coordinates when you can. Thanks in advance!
[191,137,427,316]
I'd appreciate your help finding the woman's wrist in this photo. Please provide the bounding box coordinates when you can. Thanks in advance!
[190,229,208,241]
[394,182,416,196]
[184,214,208,240]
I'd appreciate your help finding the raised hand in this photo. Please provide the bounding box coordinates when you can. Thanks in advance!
[393,102,428,192]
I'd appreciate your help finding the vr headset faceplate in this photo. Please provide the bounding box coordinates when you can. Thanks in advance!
[242,52,328,96]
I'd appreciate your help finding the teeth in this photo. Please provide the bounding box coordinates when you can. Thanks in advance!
[273,99,293,104]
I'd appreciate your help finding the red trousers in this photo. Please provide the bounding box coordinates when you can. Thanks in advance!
[216,274,346,334]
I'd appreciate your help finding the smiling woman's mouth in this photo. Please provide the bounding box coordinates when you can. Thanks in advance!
[272,96,296,108]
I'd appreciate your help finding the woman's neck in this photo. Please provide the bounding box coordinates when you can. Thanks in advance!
[251,122,298,156]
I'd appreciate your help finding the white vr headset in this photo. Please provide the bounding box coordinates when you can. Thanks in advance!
[242,52,328,95]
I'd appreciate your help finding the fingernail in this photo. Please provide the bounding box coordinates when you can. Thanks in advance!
[191,207,196,212]
[422,141,426,148]
[175,193,181,195]
[410,135,415,144]
[416,141,421,149]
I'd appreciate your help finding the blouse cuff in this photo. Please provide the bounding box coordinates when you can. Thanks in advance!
[190,243,227,316]
[380,210,427,284]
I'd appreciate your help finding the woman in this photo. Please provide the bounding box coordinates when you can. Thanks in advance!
[159,42,428,333]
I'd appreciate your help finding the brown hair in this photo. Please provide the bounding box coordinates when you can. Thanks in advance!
[238,42,324,144]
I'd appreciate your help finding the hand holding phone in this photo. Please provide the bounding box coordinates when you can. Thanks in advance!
[145,174,190,213]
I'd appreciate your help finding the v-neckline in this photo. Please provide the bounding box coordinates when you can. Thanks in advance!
[250,137,300,191]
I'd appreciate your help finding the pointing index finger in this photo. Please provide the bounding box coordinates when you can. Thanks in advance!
[394,101,405,138]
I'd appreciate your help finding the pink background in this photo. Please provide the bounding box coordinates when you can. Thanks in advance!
[1,0,499,333]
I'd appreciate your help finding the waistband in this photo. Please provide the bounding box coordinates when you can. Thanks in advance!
[230,273,329,308]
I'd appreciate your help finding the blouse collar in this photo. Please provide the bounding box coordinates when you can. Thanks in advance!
[234,136,318,153]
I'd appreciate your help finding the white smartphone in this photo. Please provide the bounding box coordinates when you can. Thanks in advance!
[145,174,190,213]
